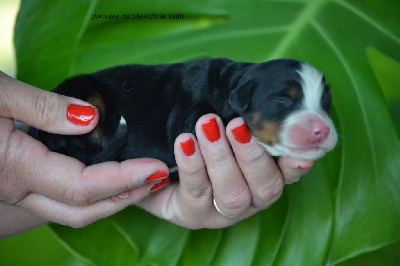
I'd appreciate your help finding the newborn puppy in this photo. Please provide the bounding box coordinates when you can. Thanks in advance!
[29,58,337,177]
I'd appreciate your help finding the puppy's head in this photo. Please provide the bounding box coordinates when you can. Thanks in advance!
[229,59,337,160]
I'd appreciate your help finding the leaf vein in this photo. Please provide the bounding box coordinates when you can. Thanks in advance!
[334,0,400,44]
[310,18,379,191]
[268,0,327,58]
[68,0,99,76]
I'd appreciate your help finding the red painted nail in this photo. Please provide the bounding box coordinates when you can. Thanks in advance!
[146,170,169,182]
[150,178,170,192]
[299,162,314,169]
[232,124,251,144]
[180,138,196,156]
[202,118,220,142]
[67,104,96,126]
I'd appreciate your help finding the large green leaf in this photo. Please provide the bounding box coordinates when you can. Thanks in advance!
[5,0,400,265]
[50,219,139,266]
[0,226,84,266]
[366,48,400,135]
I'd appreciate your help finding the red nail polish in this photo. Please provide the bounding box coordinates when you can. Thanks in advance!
[180,138,196,156]
[150,178,170,192]
[146,170,169,182]
[202,118,220,142]
[299,162,314,169]
[232,124,251,144]
[67,104,96,126]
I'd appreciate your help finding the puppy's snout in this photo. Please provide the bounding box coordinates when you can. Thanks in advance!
[288,114,331,146]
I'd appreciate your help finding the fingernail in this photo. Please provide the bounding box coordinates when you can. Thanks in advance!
[202,118,220,142]
[108,195,119,203]
[118,191,129,199]
[150,178,170,193]
[146,170,169,182]
[67,104,96,126]
[180,138,196,156]
[232,124,251,144]
[299,162,314,169]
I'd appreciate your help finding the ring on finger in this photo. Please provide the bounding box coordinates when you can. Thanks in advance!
[213,198,238,218]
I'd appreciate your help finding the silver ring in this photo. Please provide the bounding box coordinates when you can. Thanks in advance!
[213,198,238,218]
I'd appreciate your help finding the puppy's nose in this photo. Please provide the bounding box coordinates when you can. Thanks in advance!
[312,124,330,143]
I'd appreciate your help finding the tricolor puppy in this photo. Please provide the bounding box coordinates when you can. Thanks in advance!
[29,58,337,178]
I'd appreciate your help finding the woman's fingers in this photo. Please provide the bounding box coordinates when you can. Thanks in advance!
[278,157,314,184]
[136,113,317,230]
[26,152,169,206]
[174,133,211,204]
[20,182,155,228]
[0,71,99,135]
[196,114,252,218]
[1,124,169,207]
[226,117,284,209]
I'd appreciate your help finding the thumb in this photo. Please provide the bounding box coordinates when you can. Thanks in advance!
[0,71,99,135]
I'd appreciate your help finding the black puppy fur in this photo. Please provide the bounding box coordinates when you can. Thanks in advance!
[29,58,335,180]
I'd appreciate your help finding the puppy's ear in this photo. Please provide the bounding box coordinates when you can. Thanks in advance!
[228,80,254,113]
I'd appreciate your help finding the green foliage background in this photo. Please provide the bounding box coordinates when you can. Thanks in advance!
[1,0,399,265]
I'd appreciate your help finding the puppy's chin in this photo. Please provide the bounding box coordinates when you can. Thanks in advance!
[255,139,336,161]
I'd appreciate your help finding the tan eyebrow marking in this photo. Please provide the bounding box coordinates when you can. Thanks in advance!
[248,112,280,146]
[253,122,280,146]
[286,86,300,99]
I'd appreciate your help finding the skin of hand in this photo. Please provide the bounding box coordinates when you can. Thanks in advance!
[0,71,313,237]
[138,114,314,229]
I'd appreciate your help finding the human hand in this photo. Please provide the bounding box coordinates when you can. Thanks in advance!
[137,114,314,229]
[0,71,168,236]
